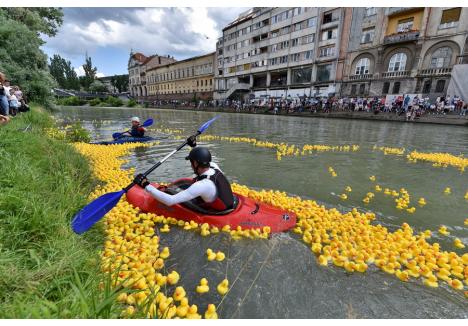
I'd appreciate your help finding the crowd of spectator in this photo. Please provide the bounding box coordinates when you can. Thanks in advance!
[0,71,30,125]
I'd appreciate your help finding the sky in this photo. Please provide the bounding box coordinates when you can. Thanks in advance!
[41,7,248,77]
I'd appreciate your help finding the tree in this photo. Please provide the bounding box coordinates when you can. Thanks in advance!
[88,80,108,93]
[0,9,63,105]
[79,55,97,91]
[48,54,80,90]
[110,75,129,93]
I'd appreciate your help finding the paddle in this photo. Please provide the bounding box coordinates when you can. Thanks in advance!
[112,118,154,139]
[71,115,219,234]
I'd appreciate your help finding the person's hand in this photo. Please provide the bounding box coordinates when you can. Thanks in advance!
[157,185,168,192]
[134,173,150,188]
[186,135,197,147]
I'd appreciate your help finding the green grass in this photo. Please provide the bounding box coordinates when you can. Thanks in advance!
[0,106,126,318]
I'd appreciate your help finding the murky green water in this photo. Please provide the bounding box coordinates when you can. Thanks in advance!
[55,106,468,318]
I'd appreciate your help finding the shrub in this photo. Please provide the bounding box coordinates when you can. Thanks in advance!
[88,98,101,106]
[127,99,137,107]
[56,96,86,106]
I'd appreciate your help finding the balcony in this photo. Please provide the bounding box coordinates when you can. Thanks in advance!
[383,30,419,45]
[349,74,373,80]
[418,67,452,76]
[382,70,411,78]
[387,8,418,16]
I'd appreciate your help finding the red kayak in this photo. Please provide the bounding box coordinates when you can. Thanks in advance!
[126,178,296,233]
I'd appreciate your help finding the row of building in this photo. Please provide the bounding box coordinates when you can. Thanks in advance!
[128,7,468,102]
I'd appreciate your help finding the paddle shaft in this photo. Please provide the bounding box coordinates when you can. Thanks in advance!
[122,131,200,192]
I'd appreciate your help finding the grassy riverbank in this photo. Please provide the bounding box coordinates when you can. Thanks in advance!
[0,107,121,317]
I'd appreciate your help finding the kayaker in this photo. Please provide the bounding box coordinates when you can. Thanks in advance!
[122,117,146,137]
[133,144,234,212]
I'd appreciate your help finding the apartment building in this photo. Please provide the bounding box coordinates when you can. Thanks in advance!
[214,7,351,101]
[128,52,176,97]
[341,7,468,99]
[145,52,215,101]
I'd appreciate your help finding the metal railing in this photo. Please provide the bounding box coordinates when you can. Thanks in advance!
[383,31,419,44]
[349,74,373,80]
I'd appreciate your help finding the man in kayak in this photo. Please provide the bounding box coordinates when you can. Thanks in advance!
[133,144,234,212]
[122,117,146,137]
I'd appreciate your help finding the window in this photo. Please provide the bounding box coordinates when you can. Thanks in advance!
[435,79,446,92]
[322,28,337,41]
[440,8,461,28]
[304,50,313,60]
[294,7,302,16]
[270,57,278,66]
[317,64,332,82]
[364,7,376,17]
[430,47,452,68]
[422,80,432,94]
[291,53,300,62]
[302,34,315,44]
[294,23,302,32]
[291,38,299,47]
[292,68,312,83]
[355,58,370,75]
[388,53,407,72]
[361,27,375,43]
[397,18,414,33]
[359,84,366,95]
[382,82,390,94]
[279,55,288,64]
[307,17,317,28]
[271,29,279,38]
[323,11,339,24]
[392,82,401,94]
[351,84,357,95]
[319,46,335,57]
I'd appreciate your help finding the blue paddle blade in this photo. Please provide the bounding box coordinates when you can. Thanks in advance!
[112,132,121,139]
[71,190,125,234]
[141,118,153,127]
[198,116,219,134]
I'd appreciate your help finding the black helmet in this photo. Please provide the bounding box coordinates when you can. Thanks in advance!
[185,147,211,167]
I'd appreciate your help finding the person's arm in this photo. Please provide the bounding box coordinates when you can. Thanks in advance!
[144,181,209,206]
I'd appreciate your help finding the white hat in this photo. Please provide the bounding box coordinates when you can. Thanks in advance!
[131,117,140,122]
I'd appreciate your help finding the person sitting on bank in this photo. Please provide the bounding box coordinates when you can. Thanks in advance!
[122,117,146,137]
[133,144,234,212]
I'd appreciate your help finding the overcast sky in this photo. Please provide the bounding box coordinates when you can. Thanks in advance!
[41,7,247,77]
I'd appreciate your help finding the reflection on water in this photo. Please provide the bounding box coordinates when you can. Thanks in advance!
[54,106,468,318]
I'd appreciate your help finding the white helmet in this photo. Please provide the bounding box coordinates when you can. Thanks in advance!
[131,117,140,123]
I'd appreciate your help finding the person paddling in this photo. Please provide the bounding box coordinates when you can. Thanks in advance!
[121,117,146,137]
[133,142,234,212]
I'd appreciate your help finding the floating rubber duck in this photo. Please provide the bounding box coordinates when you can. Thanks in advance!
[423,275,438,288]
[464,218,468,225]
[395,270,409,282]
[160,224,170,233]
[173,286,186,301]
[362,197,370,204]
[339,193,348,200]
[196,278,209,294]
[444,187,451,194]
[317,255,328,266]
[406,207,416,214]
[465,191,468,200]
[438,226,450,236]
[345,186,352,192]
[216,251,225,261]
[211,227,220,233]
[206,249,217,261]
[454,238,465,249]
[160,247,170,259]
[331,172,337,177]
[204,304,218,319]
[200,228,211,237]
[369,175,376,182]
[375,185,382,192]
[418,198,426,206]
[355,262,368,273]
[167,270,180,285]
[176,298,189,318]
[217,279,229,296]
[311,243,322,254]
[462,253,468,265]
[153,258,164,270]
[186,305,201,319]
[222,225,231,232]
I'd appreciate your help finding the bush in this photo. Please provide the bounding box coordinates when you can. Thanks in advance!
[88,98,101,106]
[127,99,137,107]
[56,96,86,106]
[104,96,123,107]
[66,122,91,143]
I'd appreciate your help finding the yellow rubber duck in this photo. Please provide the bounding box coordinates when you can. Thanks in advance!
[406,207,416,214]
[217,279,229,296]
[444,187,451,194]
[167,270,180,285]
[345,186,352,192]
[395,270,409,282]
[418,198,426,206]
[153,258,164,270]
[331,172,337,177]
[362,197,370,204]
[317,255,328,266]
[464,218,468,225]
[160,247,170,259]
[196,278,209,294]
[216,251,225,261]
[355,262,368,273]
[176,298,189,318]
[454,238,465,249]
[211,227,220,233]
[160,224,170,233]
[186,305,201,319]
[339,193,348,200]
[200,228,211,237]
[438,226,450,236]
[461,253,468,265]
[173,286,186,301]
[206,249,217,261]
[204,304,218,319]
[369,175,376,182]
[375,185,382,192]
[423,274,438,288]
[311,243,322,254]
[222,225,231,232]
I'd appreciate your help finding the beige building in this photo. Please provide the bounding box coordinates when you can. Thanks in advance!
[146,52,215,101]
[341,7,468,99]
[128,52,176,97]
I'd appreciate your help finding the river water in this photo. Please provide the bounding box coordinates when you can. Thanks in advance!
[54,106,468,318]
